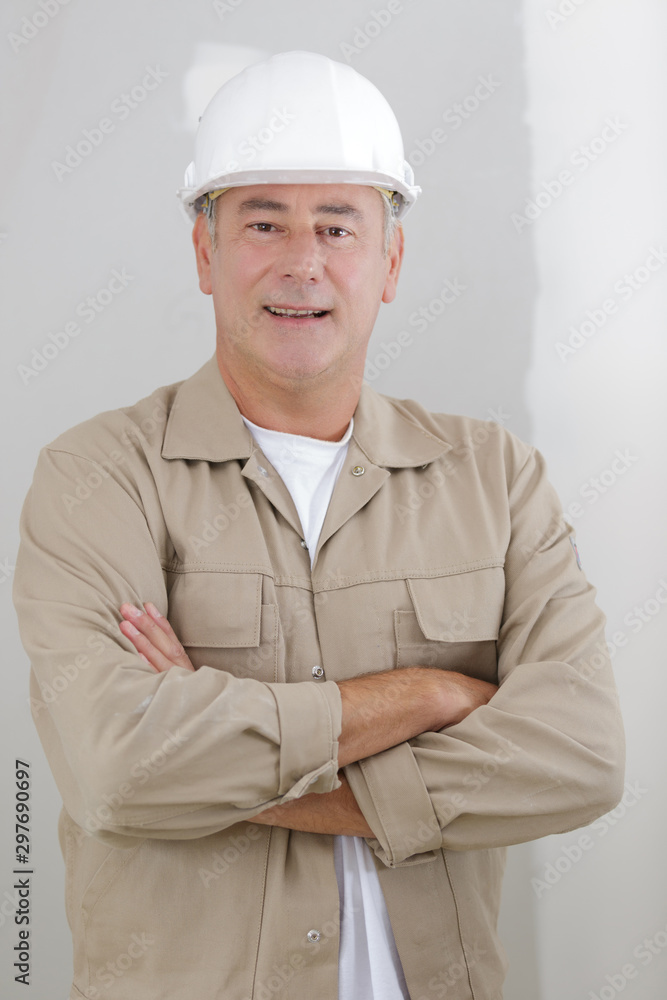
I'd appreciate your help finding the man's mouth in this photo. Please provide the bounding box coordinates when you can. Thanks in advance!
[265,306,329,318]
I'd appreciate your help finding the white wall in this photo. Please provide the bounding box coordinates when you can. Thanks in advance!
[1,1,663,997]
[520,2,667,998]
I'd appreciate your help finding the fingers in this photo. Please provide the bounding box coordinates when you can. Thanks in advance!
[119,602,195,673]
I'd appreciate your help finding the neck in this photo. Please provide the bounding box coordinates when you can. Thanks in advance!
[216,355,361,442]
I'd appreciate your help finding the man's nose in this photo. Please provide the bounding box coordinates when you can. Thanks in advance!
[279,231,324,282]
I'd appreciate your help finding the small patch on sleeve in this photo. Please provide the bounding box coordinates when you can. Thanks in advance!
[570,536,582,570]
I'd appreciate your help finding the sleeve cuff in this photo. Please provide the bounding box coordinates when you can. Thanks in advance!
[345,742,442,866]
[265,679,342,799]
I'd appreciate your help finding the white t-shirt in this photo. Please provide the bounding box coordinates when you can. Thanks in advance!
[242,415,410,1000]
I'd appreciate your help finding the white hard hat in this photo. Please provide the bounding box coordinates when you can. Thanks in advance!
[178,50,421,222]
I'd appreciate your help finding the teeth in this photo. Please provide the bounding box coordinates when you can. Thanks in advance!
[267,307,326,317]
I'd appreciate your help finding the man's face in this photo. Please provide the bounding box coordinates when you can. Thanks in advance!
[192,183,403,392]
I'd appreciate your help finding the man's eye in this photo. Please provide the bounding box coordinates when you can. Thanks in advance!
[250,222,277,232]
[324,227,350,238]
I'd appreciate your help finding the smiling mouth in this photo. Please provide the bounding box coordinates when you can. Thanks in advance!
[265,306,329,318]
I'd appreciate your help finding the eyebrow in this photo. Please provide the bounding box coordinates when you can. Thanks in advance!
[315,203,363,220]
[236,198,364,220]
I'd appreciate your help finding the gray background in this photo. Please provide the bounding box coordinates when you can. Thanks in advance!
[1,0,665,997]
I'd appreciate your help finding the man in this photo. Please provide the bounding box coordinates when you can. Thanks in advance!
[13,51,624,1000]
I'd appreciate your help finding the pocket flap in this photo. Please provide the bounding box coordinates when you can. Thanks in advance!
[167,572,262,647]
[407,566,504,642]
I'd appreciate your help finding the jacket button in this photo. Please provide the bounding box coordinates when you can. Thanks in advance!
[300,539,308,549]
[311,665,324,679]
[307,929,321,943]
[351,465,365,476]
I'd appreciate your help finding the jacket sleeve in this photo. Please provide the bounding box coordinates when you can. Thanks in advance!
[13,446,342,847]
[344,441,626,866]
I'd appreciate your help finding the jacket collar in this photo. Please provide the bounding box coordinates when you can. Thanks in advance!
[161,353,451,468]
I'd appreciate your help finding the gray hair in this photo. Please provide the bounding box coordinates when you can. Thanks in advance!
[203,188,400,256]
[378,191,400,256]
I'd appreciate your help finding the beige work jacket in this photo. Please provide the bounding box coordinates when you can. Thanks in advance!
[13,353,625,1000]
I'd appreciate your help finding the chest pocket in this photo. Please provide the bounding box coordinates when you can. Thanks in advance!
[165,570,282,681]
[395,566,504,683]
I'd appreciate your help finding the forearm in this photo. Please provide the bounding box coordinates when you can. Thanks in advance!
[253,668,497,835]
[253,772,373,836]
[113,602,497,839]
[336,665,498,767]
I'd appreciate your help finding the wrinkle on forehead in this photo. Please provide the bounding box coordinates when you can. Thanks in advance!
[235,196,364,221]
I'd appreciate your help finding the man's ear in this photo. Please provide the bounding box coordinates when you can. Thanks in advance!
[192,214,213,295]
[381,223,404,304]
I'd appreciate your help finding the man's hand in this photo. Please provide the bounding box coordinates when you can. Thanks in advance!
[117,603,374,836]
[119,602,195,673]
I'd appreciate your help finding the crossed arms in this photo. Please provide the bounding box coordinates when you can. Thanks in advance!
[118,600,497,837]
[14,443,624,855]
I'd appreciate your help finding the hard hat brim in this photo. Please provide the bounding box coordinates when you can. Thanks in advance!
[178,167,421,223]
